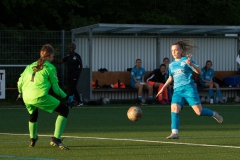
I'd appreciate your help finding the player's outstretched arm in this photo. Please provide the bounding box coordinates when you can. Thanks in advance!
[51,83,67,99]
[156,76,173,97]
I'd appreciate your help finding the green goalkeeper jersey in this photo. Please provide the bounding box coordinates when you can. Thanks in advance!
[18,61,66,103]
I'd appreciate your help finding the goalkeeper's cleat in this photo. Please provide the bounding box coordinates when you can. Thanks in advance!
[50,137,69,150]
[166,133,179,139]
[29,135,38,147]
[212,111,223,123]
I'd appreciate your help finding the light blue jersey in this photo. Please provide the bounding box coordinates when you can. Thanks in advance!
[200,68,214,84]
[130,66,146,87]
[169,56,198,89]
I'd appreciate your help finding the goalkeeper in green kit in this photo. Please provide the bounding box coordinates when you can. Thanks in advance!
[17,44,74,150]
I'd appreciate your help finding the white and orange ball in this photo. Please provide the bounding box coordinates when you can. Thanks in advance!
[127,106,142,121]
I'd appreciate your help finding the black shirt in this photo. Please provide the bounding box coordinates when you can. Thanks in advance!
[62,52,82,75]
[146,69,166,83]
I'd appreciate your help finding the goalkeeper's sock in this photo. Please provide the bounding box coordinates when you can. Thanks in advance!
[29,122,38,139]
[54,115,67,139]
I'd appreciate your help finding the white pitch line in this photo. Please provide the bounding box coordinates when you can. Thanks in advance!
[0,133,240,149]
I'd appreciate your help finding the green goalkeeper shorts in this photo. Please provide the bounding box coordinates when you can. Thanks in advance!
[24,94,60,114]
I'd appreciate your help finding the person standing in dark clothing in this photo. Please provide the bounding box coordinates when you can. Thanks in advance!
[58,43,83,106]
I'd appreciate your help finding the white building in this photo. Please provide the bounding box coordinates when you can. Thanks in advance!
[72,24,240,100]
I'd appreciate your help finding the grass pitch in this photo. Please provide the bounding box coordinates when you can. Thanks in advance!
[0,103,239,160]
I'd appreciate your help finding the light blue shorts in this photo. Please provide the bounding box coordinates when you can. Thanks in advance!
[131,82,136,88]
[171,83,201,107]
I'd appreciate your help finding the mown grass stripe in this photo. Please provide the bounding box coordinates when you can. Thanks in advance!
[0,154,55,160]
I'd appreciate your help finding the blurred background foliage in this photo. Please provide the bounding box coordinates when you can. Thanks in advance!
[1,0,240,30]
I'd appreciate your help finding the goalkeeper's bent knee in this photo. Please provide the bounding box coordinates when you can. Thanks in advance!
[29,109,38,122]
[54,102,69,118]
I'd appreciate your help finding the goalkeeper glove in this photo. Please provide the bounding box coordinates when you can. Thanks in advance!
[65,95,75,108]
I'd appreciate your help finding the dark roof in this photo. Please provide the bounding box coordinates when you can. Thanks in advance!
[72,23,240,35]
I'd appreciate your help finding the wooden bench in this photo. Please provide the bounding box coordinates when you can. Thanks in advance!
[193,71,240,91]
[91,71,240,99]
[5,71,239,100]
[193,71,238,84]
[92,71,154,92]
[6,71,240,91]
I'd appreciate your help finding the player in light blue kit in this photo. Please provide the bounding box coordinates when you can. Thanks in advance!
[200,60,224,103]
[156,39,223,139]
[131,59,154,105]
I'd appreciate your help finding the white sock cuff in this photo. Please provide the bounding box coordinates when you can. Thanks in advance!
[172,129,178,134]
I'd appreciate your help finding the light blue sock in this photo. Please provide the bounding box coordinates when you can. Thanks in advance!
[216,90,222,99]
[171,112,179,130]
[200,108,214,116]
[138,96,142,101]
[148,96,153,101]
[208,89,213,99]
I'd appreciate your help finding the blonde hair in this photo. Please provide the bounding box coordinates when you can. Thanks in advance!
[32,44,54,72]
[172,39,198,57]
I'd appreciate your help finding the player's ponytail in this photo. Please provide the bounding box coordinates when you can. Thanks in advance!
[173,39,198,57]
[33,44,54,72]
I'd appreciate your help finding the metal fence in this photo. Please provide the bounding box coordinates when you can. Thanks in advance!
[0,30,71,101]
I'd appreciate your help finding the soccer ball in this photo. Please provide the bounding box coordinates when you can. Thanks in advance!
[102,97,110,104]
[141,97,146,104]
[222,96,228,103]
[127,106,142,121]
[200,96,205,103]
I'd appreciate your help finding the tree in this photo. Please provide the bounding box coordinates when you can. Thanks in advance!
[0,0,84,30]
[1,0,240,30]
